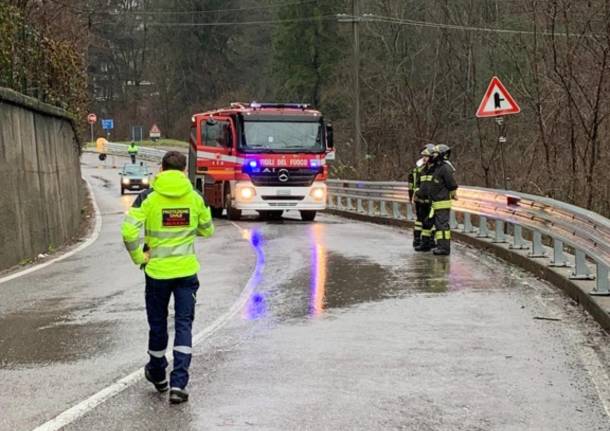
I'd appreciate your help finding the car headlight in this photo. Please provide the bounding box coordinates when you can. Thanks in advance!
[310,187,326,201]
[142,177,149,185]
[122,178,130,185]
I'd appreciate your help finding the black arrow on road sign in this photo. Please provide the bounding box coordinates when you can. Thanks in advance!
[494,92,505,109]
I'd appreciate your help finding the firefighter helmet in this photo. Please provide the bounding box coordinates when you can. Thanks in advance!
[434,144,451,160]
[420,143,435,157]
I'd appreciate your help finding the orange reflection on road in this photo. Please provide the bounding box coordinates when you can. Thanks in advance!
[309,224,327,317]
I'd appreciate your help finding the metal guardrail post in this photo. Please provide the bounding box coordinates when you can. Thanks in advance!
[392,202,401,219]
[529,231,547,258]
[477,216,490,238]
[549,238,570,267]
[379,201,388,217]
[450,210,458,230]
[462,213,474,233]
[591,263,610,296]
[406,203,415,221]
[368,199,374,216]
[509,225,529,250]
[570,250,595,280]
[357,198,364,213]
[493,220,506,243]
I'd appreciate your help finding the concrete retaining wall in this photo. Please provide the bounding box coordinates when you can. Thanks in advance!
[0,87,84,271]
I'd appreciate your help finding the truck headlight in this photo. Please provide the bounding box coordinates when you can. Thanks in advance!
[142,177,149,185]
[239,186,256,201]
[122,178,130,185]
[310,187,326,201]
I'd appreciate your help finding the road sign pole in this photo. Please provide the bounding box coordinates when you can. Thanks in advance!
[496,116,509,190]
[90,123,94,145]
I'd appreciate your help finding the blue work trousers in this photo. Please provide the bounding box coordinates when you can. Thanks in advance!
[145,274,199,389]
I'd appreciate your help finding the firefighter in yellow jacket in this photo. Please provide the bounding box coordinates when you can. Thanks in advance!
[121,151,214,404]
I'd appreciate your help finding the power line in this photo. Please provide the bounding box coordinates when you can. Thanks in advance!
[104,0,319,16]
[360,14,602,38]
[145,15,338,27]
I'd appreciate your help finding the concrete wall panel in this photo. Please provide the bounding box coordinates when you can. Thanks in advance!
[0,87,84,270]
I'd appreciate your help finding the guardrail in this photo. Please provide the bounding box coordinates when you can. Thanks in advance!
[327,179,610,296]
[83,142,170,163]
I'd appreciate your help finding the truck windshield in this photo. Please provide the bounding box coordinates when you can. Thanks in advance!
[242,120,323,153]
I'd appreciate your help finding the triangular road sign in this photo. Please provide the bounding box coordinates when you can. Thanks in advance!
[150,124,161,134]
[476,76,521,118]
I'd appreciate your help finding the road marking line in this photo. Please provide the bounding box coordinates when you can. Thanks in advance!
[0,179,102,286]
[32,221,262,431]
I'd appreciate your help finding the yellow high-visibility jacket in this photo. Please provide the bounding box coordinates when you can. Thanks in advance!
[121,170,214,279]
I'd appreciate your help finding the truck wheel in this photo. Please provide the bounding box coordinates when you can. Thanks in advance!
[224,193,242,220]
[300,210,316,221]
[211,207,223,218]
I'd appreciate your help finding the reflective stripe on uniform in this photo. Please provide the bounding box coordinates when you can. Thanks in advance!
[173,345,192,355]
[150,242,195,259]
[124,239,141,251]
[420,175,433,181]
[421,229,432,237]
[124,216,144,228]
[435,230,451,240]
[145,228,196,239]
[432,200,452,210]
[148,349,166,358]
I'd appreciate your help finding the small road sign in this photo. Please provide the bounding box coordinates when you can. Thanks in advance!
[476,76,521,118]
[149,124,161,140]
[101,119,114,130]
[87,113,97,125]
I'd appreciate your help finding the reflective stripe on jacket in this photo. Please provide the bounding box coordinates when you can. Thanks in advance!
[121,170,214,279]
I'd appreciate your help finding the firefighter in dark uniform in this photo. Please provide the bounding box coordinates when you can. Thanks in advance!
[428,144,458,255]
[408,144,434,250]
[413,144,436,252]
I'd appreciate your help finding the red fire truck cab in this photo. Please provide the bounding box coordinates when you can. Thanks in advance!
[188,102,335,221]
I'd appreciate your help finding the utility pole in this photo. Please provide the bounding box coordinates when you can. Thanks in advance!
[352,0,362,166]
[338,3,370,169]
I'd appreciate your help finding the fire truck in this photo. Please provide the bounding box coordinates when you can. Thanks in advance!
[188,102,335,221]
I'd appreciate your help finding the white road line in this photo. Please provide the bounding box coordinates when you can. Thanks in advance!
[32,221,262,431]
[0,179,102,286]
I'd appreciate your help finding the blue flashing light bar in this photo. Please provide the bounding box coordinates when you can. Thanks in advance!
[249,102,311,110]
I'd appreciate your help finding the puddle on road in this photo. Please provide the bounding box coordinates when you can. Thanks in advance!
[246,252,458,322]
[0,299,116,368]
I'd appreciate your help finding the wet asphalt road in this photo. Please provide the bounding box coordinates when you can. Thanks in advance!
[1,154,609,430]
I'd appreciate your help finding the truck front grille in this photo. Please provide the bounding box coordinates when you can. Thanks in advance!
[249,168,319,187]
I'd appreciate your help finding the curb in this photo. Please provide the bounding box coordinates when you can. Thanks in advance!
[0,178,102,286]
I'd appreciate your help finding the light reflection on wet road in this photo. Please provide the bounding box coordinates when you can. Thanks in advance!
[1,154,609,430]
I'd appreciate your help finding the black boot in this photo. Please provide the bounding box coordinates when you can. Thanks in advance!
[412,232,422,249]
[433,239,450,255]
[415,236,432,252]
